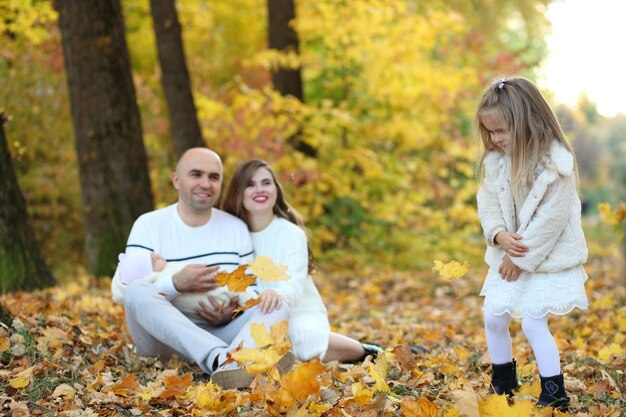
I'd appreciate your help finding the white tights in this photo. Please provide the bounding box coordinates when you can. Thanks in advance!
[483,310,561,377]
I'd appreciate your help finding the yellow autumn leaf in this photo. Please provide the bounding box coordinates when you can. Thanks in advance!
[9,376,30,389]
[0,338,9,353]
[249,322,274,348]
[248,256,290,281]
[433,260,469,280]
[231,346,283,373]
[598,343,625,362]
[478,394,536,417]
[186,381,240,413]
[400,397,439,417]
[308,401,333,416]
[517,380,541,397]
[352,382,374,405]
[368,363,390,393]
[215,265,256,292]
[598,203,619,225]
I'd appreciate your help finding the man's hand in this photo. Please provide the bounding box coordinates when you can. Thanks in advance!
[196,296,239,326]
[498,255,522,282]
[258,289,283,314]
[495,231,528,257]
[172,264,219,292]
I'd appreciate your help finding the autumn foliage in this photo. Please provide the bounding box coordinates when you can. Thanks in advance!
[2,241,624,416]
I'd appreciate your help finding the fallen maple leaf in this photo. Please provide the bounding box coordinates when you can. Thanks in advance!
[248,256,290,281]
[352,381,375,406]
[51,383,76,399]
[159,372,193,399]
[478,394,536,417]
[598,343,625,362]
[433,260,469,280]
[215,265,256,292]
[185,381,241,413]
[103,374,140,397]
[391,343,417,371]
[368,363,390,393]
[400,397,439,417]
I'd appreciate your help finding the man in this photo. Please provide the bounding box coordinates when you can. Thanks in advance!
[111,148,292,389]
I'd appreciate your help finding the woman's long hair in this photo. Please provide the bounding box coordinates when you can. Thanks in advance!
[476,76,576,193]
[222,160,315,273]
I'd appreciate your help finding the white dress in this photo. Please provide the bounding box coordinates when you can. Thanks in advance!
[477,142,589,318]
[251,216,330,360]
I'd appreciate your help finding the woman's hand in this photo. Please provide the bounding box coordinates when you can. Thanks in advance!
[258,289,283,314]
[196,296,239,325]
[495,231,528,257]
[498,255,521,282]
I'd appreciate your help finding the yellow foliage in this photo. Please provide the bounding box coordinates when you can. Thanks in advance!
[598,343,625,363]
[352,382,375,405]
[478,394,536,417]
[185,381,241,414]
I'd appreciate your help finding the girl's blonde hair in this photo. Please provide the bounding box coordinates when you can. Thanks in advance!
[476,76,576,192]
[222,159,315,273]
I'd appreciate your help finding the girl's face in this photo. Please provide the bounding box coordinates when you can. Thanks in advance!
[481,110,512,153]
[243,167,277,216]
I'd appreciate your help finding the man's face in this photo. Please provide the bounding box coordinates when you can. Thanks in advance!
[173,150,223,214]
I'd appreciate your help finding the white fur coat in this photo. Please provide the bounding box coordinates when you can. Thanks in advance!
[477,140,588,273]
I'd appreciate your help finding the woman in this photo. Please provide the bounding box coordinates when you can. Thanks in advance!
[222,159,382,362]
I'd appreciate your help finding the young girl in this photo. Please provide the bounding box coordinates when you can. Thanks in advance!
[223,160,400,363]
[476,76,588,409]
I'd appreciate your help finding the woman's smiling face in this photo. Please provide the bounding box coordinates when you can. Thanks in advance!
[243,167,278,216]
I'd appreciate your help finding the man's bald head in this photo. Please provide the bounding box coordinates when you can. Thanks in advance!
[176,148,222,176]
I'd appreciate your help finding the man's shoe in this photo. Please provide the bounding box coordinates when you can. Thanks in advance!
[211,351,296,390]
[211,362,253,390]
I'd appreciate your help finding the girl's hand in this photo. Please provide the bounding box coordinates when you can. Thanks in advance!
[495,231,529,257]
[258,289,283,314]
[498,255,521,281]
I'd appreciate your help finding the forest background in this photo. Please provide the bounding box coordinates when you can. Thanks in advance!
[1,0,625,282]
[1,0,625,416]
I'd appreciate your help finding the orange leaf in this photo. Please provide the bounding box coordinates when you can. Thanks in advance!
[159,372,193,399]
[281,360,326,401]
[233,297,261,314]
[215,265,256,292]
[391,343,417,371]
[400,397,439,417]
[104,374,140,397]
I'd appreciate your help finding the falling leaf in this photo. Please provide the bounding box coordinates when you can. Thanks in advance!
[433,260,469,280]
[233,297,262,314]
[231,346,283,374]
[248,256,290,281]
[281,361,326,401]
[215,265,256,292]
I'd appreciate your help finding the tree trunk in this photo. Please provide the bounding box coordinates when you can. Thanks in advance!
[0,112,55,294]
[267,0,316,157]
[150,0,205,156]
[55,0,154,277]
[268,0,303,101]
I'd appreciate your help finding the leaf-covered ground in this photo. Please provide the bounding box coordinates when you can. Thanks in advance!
[1,241,624,416]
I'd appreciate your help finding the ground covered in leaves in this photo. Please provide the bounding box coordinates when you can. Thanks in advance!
[1,241,624,416]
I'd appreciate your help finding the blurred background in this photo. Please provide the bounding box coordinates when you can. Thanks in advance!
[1,0,624,287]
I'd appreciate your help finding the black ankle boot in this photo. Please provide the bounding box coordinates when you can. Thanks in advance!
[488,359,519,396]
[537,373,569,410]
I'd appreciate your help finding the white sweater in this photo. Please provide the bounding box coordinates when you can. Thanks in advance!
[111,204,254,304]
[477,141,588,273]
[252,217,329,360]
